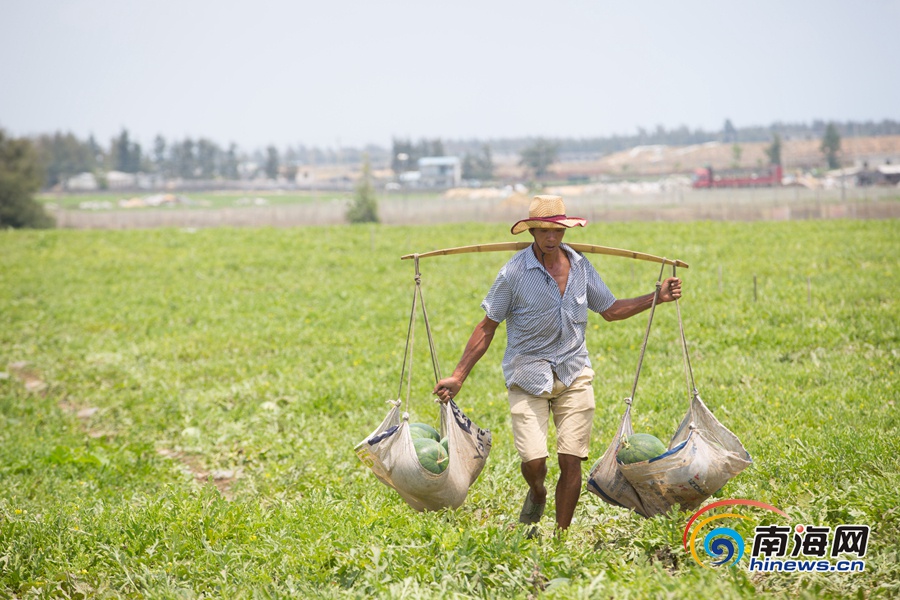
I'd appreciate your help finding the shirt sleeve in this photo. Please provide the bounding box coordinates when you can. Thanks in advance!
[481,268,512,323]
[585,261,616,313]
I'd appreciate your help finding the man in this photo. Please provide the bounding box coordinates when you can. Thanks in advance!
[432,195,682,531]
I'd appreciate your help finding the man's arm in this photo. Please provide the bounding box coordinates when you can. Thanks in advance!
[433,316,500,402]
[600,276,682,322]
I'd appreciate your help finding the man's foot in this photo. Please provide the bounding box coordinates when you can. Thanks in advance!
[518,491,546,524]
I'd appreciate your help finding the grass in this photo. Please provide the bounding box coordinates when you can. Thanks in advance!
[1,220,898,598]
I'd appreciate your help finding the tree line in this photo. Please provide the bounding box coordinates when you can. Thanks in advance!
[0,117,881,228]
[449,118,900,158]
[24,118,897,190]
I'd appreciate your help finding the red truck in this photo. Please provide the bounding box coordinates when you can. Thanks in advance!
[692,164,783,188]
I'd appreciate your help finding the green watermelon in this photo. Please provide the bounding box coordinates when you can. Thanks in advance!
[413,438,448,474]
[617,433,667,464]
[409,422,440,442]
[440,436,449,455]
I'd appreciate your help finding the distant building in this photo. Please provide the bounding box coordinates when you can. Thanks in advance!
[66,172,98,191]
[856,161,900,186]
[106,171,138,190]
[418,156,461,188]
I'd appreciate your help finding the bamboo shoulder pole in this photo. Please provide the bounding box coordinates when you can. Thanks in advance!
[401,242,689,268]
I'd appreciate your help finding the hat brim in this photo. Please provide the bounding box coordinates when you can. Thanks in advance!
[511,216,588,235]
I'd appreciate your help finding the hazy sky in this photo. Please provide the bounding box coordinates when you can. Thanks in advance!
[2,0,899,150]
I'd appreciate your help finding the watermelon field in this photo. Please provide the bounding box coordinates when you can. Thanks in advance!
[1,219,898,598]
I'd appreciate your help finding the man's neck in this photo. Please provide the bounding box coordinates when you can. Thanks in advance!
[532,242,566,267]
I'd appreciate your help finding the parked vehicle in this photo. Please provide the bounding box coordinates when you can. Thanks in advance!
[692,164,782,188]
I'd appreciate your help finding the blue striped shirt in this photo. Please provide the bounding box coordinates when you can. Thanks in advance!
[481,243,616,395]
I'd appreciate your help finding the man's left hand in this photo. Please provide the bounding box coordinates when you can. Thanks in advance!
[658,276,682,302]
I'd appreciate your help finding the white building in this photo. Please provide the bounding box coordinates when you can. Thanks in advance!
[66,172,98,191]
[418,156,461,188]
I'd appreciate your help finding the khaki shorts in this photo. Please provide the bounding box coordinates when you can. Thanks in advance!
[508,367,595,463]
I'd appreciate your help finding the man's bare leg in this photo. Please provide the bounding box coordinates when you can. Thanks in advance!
[519,457,548,523]
[555,453,582,529]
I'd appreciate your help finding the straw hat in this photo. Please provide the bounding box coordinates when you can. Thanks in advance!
[510,195,588,235]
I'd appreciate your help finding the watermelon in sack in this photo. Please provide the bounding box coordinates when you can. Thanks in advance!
[409,422,441,442]
[413,438,449,474]
[617,433,667,464]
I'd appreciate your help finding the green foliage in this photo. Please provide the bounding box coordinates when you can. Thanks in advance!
[170,138,197,179]
[391,138,445,175]
[462,144,494,181]
[722,118,738,143]
[0,130,55,228]
[821,123,842,169]
[765,133,783,166]
[347,155,379,223]
[110,128,143,173]
[519,138,559,178]
[731,143,743,168]
[0,220,898,597]
[264,145,280,180]
[32,131,102,187]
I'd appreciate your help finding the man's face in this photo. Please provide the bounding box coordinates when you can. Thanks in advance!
[530,227,565,254]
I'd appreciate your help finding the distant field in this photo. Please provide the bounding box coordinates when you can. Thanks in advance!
[37,190,355,211]
[37,189,450,212]
[1,220,898,598]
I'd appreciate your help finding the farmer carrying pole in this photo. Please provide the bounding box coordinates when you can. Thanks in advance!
[433,195,683,533]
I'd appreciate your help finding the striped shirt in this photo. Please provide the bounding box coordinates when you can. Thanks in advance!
[481,243,616,395]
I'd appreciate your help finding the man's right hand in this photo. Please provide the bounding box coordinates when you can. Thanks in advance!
[433,376,463,403]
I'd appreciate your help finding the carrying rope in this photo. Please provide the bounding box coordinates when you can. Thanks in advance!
[672,264,698,398]
[627,261,666,403]
[627,262,697,407]
[396,255,443,414]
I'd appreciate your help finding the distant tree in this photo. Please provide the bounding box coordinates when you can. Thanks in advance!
[821,123,842,169]
[283,147,299,181]
[391,138,416,174]
[415,139,431,160]
[636,126,648,143]
[87,134,104,165]
[111,129,129,171]
[428,138,445,157]
[32,131,98,187]
[731,143,743,168]
[196,138,219,179]
[110,128,142,173]
[222,143,240,179]
[171,138,197,178]
[264,146,280,179]
[723,119,738,143]
[764,133,782,166]
[462,144,494,181]
[347,154,379,224]
[153,135,168,175]
[519,138,559,178]
[0,130,54,228]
